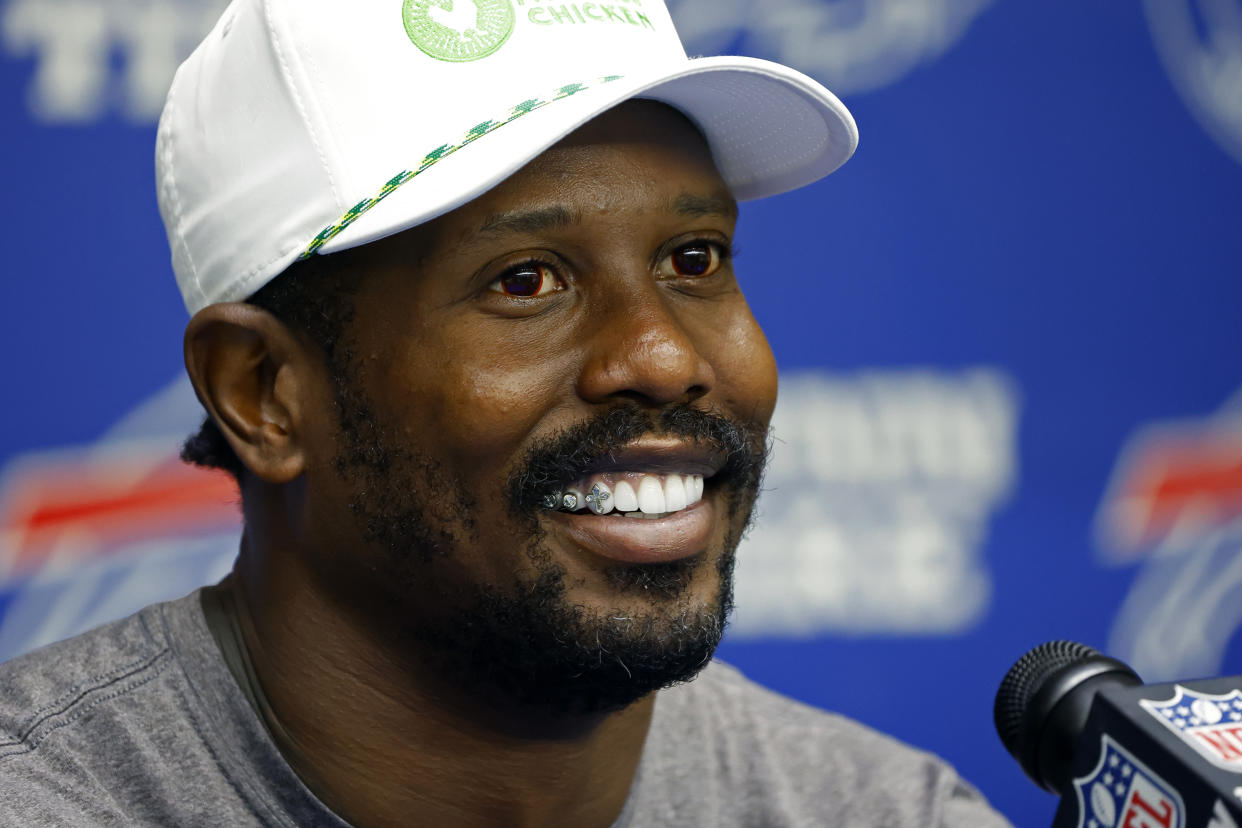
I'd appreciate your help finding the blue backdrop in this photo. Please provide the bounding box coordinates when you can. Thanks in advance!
[3,1,1242,824]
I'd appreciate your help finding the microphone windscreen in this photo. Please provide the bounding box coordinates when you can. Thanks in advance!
[995,640,1141,792]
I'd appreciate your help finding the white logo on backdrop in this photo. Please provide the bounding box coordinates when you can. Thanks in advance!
[668,0,993,95]
[731,369,1019,636]
[1,0,226,122]
[1097,388,1242,681]
[0,0,992,123]
[1143,0,1242,168]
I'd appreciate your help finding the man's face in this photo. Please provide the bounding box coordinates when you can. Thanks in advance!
[298,101,778,713]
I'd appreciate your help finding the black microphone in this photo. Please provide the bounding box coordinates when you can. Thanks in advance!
[995,641,1242,827]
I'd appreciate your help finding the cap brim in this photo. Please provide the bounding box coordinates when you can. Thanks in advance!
[317,55,857,257]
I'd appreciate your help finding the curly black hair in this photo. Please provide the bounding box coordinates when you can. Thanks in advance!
[180,254,360,482]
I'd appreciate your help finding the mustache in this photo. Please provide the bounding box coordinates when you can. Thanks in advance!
[506,403,769,516]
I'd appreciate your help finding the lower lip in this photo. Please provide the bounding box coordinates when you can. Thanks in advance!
[552,499,714,565]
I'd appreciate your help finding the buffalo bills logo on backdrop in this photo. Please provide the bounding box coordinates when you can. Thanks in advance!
[1143,0,1242,168]
[1095,388,1242,681]
[0,378,238,662]
[667,0,993,94]
[1140,686,1242,774]
[1072,734,1185,828]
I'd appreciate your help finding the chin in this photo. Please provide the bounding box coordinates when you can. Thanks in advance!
[394,540,738,716]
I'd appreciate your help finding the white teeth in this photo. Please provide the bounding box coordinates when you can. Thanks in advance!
[687,474,704,504]
[550,473,706,516]
[663,474,687,512]
[637,476,665,514]
[612,480,639,512]
[586,482,613,515]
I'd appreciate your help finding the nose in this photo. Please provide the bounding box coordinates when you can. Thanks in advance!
[576,286,716,407]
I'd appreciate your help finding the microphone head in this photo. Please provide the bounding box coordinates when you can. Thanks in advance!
[994,641,1141,793]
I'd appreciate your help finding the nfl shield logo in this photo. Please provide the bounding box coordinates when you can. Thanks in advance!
[1073,734,1184,828]
[1141,685,1242,773]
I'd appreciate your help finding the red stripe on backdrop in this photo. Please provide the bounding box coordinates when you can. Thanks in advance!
[1,455,240,576]
[1114,431,1242,546]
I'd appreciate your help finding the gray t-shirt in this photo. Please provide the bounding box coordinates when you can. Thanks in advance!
[0,590,1011,826]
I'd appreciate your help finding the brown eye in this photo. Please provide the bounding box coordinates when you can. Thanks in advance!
[659,241,723,279]
[489,262,561,297]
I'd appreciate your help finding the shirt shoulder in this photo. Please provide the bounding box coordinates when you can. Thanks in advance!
[0,592,288,827]
[630,660,1012,828]
[0,601,179,823]
[0,600,172,741]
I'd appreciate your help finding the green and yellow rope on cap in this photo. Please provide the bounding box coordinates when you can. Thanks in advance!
[300,75,624,260]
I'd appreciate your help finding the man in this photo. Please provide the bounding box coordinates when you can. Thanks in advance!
[0,1,1011,825]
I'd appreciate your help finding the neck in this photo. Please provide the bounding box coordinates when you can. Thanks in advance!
[228,523,653,828]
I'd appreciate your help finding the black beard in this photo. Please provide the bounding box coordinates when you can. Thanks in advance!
[411,538,740,715]
[332,379,769,715]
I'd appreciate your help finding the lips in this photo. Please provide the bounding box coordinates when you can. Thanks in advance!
[555,499,714,565]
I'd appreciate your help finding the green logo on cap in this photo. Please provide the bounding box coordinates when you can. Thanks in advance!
[403,0,516,62]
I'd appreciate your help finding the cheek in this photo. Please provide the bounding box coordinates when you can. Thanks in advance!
[446,366,559,450]
[379,334,575,480]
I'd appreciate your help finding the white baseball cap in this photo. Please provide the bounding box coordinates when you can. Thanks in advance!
[157,0,858,314]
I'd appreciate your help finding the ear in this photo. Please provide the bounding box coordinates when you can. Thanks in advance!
[183,303,313,484]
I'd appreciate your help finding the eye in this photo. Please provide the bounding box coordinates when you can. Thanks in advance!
[658,240,725,279]
[488,261,563,297]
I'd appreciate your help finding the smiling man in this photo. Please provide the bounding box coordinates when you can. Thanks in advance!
[0,1,1011,826]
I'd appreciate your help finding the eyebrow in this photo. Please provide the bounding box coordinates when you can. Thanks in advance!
[471,190,738,241]
[671,192,738,220]
[477,205,580,238]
